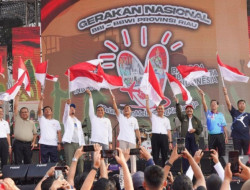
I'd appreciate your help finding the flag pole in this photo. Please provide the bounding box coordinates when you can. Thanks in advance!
[68,69,71,99]
[218,65,225,87]
[42,60,48,94]
[192,81,202,91]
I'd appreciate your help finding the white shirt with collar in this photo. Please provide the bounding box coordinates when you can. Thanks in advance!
[62,103,85,145]
[117,113,139,144]
[151,113,171,134]
[188,117,194,132]
[0,119,10,138]
[89,97,112,145]
[38,116,61,146]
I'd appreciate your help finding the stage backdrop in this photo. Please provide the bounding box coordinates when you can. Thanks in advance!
[41,0,250,137]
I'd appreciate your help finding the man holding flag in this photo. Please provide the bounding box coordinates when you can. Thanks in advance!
[112,92,141,174]
[223,87,250,155]
[145,95,172,167]
[199,89,228,157]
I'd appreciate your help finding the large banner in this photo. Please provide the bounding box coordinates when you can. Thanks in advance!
[41,0,250,135]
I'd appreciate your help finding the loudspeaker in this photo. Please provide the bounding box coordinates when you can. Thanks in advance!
[2,164,29,180]
[27,163,56,179]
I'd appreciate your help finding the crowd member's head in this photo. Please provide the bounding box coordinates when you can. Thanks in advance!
[242,179,250,190]
[43,106,53,119]
[109,174,121,190]
[172,174,193,190]
[70,103,76,116]
[19,107,29,120]
[210,100,219,112]
[185,105,193,118]
[92,178,116,190]
[123,105,132,117]
[96,105,105,118]
[143,165,166,190]
[156,105,164,117]
[132,171,145,190]
[237,99,246,112]
[74,172,88,190]
[206,174,221,190]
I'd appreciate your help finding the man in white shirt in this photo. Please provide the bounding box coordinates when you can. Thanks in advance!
[0,106,11,168]
[62,99,85,174]
[86,89,112,150]
[38,94,62,163]
[145,95,172,167]
[112,93,141,174]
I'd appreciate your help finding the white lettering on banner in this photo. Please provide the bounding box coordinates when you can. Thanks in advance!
[170,64,219,87]
[78,4,211,33]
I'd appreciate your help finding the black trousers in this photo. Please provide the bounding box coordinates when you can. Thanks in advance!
[233,138,249,155]
[13,140,33,164]
[151,133,169,167]
[182,132,199,173]
[40,144,58,164]
[0,138,9,168]
[208,134,225,157]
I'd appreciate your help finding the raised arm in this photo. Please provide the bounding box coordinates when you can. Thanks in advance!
[14,91,21,116]
[183,149,206,188]
[145,95,152,118]
[86,89,95,118]
[223,87,232,111]
[111,92,120,117]
[38,94,44,118]
[62,99,71,124]
[198,89,208,112]
[175,97,184,122]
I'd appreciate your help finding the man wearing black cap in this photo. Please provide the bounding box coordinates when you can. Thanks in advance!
[62,99,85,175]
[175,97,203,172]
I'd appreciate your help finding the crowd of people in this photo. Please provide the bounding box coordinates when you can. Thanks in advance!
[0,86,249,190]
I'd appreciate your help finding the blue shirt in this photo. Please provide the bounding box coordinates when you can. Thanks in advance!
[230,106,250,140]
[205,110,227,134]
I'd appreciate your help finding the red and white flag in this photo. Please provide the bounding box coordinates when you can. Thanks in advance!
[35,61,47,86]
[177,65,210,83]
[217,54,249,83]
[97,64,123,89]
[69,59,103,72]
[46,73,58,82]
[140,62,165,106]
[0,56,5,78]
[166,72,192,104]
[17,57,31,96]
[0,72,25,101]
[65,67,103,92]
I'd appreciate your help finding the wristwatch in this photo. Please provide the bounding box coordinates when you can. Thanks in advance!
[165,161,173,167]
[72,157,78,162]
[91,166,98,172]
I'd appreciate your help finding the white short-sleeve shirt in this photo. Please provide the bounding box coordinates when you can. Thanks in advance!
[0,119,10,138]
[151,113,171,134]
[38,116,61,146]
[117,114,139,144]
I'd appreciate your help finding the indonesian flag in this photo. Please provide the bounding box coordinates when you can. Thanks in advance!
[69,59,103,72]
[46,73,58,82]
[140,62,165,106]
[97,64,123,89]
[17,57,31,96]
[166,72,192,104]
[0,72,25,101]
[35,61,47,86]
[177,65,210,83]
[217,54,249,83]
[65,67,103,92]
[0,56,5,78]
